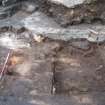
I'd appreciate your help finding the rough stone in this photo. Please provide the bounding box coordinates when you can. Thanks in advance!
[48,0,97,8]
[0,0,40,19]
[0,11,105,43]
[41,0,105,27]
[0,0,22,19]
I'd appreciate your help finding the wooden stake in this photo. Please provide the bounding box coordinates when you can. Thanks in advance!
[0,50,11,80]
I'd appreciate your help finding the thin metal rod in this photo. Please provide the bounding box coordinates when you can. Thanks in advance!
[0,50,11,80]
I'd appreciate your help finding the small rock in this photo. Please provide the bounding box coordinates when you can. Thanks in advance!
[33,34,45,43]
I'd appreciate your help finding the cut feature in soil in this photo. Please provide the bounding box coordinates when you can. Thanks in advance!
[0,29,105,98]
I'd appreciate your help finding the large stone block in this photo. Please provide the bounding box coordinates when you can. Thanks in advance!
[48,0,97,8]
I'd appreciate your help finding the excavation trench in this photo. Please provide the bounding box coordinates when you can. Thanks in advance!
[0,0,105,104]
[0,28,105,99]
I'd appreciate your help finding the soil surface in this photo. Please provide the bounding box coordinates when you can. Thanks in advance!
[0,1,105,105]
[0,30,105,104]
